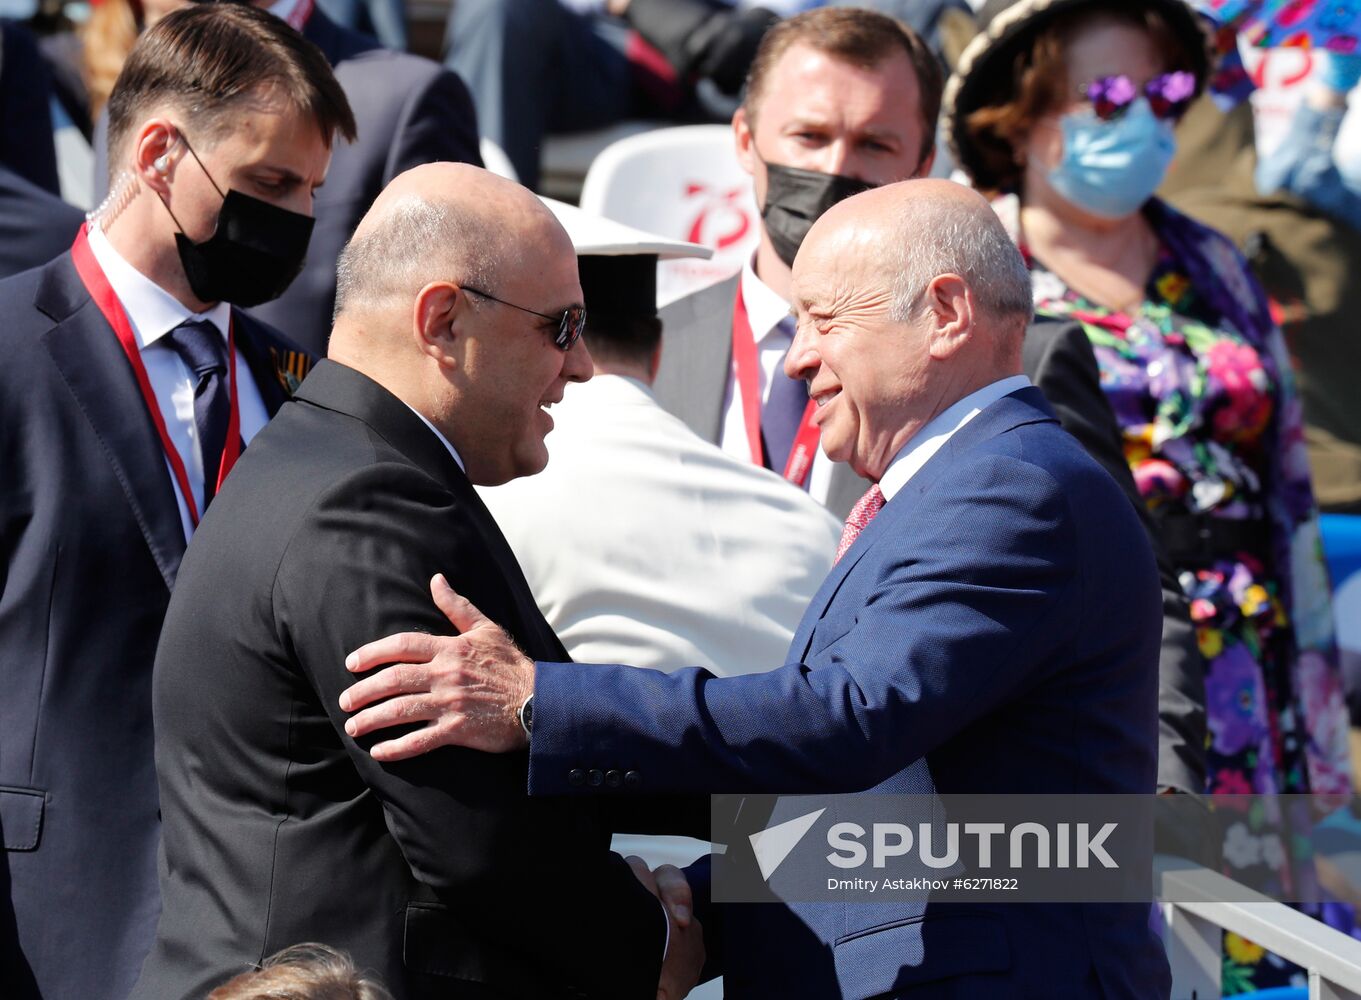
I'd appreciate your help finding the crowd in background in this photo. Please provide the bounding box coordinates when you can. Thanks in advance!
[5,0,1361,997]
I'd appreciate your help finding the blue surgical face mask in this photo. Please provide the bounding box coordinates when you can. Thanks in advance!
[1047,97,1177,219]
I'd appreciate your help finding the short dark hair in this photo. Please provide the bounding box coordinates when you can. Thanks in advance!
[106,3,356,176]
[583,315,662,369]
[742,8,944,170]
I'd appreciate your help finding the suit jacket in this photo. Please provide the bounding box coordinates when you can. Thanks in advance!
[528,387,1170,998]
[0,21,61,196]
[0,251,306,1000]
[1022,317,1207,798]
[656,276,1206,795]
[0,165,83,279]
[131,361,671,1000]
[478,374,842,676]
[92,8,482,356]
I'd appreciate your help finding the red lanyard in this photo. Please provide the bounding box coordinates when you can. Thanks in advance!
[71,224,241,529]
[286,0,315,30]
[731,286,820,488]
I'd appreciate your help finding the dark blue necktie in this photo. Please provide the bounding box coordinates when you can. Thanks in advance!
[761,317,808,480]
[163,319,231,508]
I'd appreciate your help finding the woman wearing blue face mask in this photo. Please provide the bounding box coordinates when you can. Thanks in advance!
[948,0,1351,991]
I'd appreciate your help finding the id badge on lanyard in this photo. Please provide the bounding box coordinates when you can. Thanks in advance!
[71,224,242,528]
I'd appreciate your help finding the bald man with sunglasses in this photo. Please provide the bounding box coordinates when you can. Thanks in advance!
[134,162,705,1000]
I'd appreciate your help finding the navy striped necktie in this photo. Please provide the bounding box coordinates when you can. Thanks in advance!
[163,319,231,508]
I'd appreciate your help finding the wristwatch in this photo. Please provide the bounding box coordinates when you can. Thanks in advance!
[517,694,534,739]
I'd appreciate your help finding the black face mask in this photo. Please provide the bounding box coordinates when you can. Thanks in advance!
[159,137,316,307]
[761,162,874,268]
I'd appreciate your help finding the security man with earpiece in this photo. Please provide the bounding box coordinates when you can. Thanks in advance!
[0,6,355,998]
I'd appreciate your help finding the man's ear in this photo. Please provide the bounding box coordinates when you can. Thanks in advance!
[646,338,663,384]
[733,106,757,179]
[133,119,181,197]
[914,144,937,180]
[412,281,463,369]
[923,273,974,361]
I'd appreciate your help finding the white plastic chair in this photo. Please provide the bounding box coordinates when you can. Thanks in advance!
[579,124,759,306]
[478,137,519,184]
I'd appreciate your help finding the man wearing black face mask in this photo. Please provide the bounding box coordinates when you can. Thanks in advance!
[0,7,355,1000]
[651,8,942,518]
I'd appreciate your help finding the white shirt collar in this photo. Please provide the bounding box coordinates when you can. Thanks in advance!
[878,375,1032,501]
[86,224,232,351]
[740,254,794,345]
[402,402,467,474]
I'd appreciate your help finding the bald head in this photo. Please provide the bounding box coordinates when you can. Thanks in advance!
[333,163,572,342]
[786,179,1031,480]
[326,163,591,486]
[818,179,1032,335]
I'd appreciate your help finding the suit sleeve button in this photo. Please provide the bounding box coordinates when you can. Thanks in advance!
[587,768,604,787]
[568,768,585,787]
[624,770,642,789]
[605,769,623,788]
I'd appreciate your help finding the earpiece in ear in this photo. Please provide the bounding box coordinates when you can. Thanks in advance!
[154,154,170,174]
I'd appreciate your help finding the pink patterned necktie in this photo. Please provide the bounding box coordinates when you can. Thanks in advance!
[835,484,885,563]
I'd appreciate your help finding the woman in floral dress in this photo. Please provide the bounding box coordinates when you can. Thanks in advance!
[946,0,1349,990]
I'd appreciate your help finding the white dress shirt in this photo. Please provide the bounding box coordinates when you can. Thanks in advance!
[719,257,836,505]
[878,375,1033,502]
[86,225,271,539]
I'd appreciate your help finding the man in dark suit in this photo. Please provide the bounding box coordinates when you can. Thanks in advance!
[0,8,354,998]
[94,0,483,357]
[654,8,1206,798]
[652,8,942,519]
[133,162,704,999]
[0,165,83,279]
[341,179,1172,997]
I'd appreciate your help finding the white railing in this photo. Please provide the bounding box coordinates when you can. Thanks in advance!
[1158,857,1361,1000]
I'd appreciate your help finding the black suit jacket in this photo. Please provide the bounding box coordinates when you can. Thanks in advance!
[93,8,482,356]
[1022,316,1208,799]
[0,21,61,196]
[0,251,306,1000]
[132,361,667,1000]
[0,165,83,279]
[655,278,1206,796]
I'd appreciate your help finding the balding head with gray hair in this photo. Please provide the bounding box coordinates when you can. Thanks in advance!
[324,162,589,485]
[889,188,1033,352]
[786,178,1031,481]
[334,196,510,322]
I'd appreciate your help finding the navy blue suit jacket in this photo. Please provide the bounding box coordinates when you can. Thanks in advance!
[529,387,1170,998]
[0,251,308,1000]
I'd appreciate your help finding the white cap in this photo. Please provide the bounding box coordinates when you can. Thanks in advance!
[539,197,713,261]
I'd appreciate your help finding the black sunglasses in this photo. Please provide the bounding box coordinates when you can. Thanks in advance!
[462,285,586,352]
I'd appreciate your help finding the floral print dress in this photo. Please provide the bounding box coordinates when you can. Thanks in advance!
[997,195,1351,992]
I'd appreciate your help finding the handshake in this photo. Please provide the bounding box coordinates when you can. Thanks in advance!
[627,857,707,1000]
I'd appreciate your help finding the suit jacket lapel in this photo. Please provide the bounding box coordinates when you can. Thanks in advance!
[37,254,187,590]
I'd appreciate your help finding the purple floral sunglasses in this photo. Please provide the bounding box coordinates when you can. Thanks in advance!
[1082,70,1198,121]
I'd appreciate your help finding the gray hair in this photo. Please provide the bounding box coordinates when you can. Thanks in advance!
[889,194,1033,337]
[333,196,509,321]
